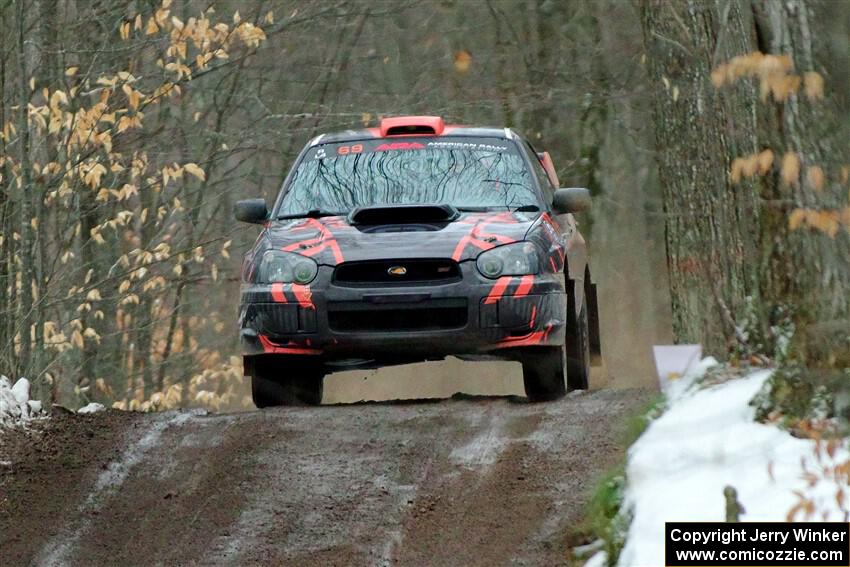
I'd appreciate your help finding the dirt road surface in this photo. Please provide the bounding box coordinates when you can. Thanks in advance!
[1,384,651,567]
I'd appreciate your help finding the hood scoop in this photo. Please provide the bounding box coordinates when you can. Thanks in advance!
[348,204,459,226]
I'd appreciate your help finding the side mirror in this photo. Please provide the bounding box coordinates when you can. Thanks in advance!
[552,188,591,214]
[234,198,269,224]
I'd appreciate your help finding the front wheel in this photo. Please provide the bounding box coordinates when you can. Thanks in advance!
[250,357,324,407]
[521,293,591,401]
[522,346,567,402]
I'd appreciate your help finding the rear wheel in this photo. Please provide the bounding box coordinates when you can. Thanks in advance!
[250,357,324,407]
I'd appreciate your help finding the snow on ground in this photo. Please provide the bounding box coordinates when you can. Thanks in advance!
[77,402,106,414]
[0,376,43,427]
[610,362,849,567]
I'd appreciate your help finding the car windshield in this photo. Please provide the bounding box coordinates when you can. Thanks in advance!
[277,137,540,216]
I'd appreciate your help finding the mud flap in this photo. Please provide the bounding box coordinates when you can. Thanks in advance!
[587,282,603,365]
[243,355,255,377]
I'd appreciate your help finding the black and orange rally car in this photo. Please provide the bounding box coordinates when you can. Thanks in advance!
[236,116,601,407]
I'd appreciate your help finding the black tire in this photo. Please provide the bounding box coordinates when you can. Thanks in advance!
[522,346,567,402]
[566,296,591,391]
[251,358,324,407]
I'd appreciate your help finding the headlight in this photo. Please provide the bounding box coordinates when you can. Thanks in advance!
[258,250,318,284]
[476,241,540,278]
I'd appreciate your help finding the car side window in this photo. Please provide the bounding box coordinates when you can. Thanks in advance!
[524,142,555,205]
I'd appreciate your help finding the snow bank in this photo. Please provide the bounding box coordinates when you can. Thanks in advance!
[0,376,44,427]
[616,364,849,567]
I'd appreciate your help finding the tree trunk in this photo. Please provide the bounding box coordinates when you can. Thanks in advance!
[15,0,34,378]
[641,0,849,365]
[640,0,761,355]
[750,0,850,365]
[0,2,10,370]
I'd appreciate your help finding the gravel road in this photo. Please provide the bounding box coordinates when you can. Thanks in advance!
[1,388,651,566]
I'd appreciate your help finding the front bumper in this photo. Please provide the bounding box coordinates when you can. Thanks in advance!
[239,262,566,360]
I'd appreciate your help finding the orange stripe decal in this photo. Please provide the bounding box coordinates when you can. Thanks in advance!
[291,284,314,309]
[327,241,344,264]
[514,275,534,298]
[270,283,287,303]
[283,240,319,253]
[482,233,514,244]
[468,237,496,251]
[452,235,472,261]
[283,218,344,265]
[484,277,512,304]
[259,334,322,355]
[497,324,553,348]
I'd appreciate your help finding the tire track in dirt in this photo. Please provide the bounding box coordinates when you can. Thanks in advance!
[1,389,650,566]
[36,411,199,566]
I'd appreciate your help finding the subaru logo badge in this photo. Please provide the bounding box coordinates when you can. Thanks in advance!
[388,266,407,276]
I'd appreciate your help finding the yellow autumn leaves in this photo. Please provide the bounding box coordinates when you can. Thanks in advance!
[730,148,840,190]
[788,208,849,239]
[731,147,849,237]
[730,150,835,193]
[119,0,268,80]
[110,354,251,412]
[715,51,849,238]
[22,0,271,154]
[2,0,272,411]
[730,149,775,183]
[454,50,472,73]
[6,0,268,258]
[711,52,824,102]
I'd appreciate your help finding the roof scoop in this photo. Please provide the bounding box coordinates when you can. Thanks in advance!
[348,204,459,225]
[380,116,444,136]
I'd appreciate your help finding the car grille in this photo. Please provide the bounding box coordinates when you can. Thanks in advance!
[333,258,461,286]
[328,299,468,332]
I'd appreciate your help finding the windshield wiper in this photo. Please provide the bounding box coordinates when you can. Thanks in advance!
[277,209,344,220]
[512,204,540,212]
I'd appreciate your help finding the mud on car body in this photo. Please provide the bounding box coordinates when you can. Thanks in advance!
[236,116,601,407]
